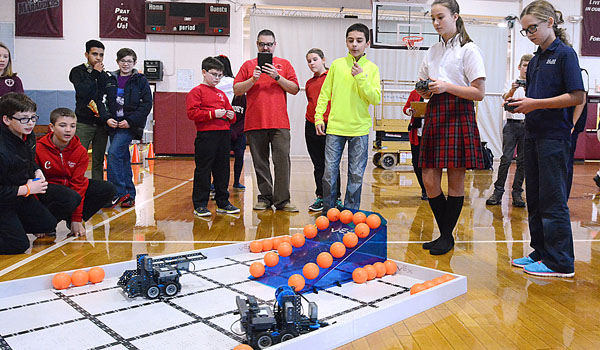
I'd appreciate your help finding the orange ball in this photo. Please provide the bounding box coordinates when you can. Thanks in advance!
[373,262,386,278]
[249,262,265,278]
[88,267,105,284]
[303,263,320,280]
[353,211,367,225]
[291,233,305,248]
[342,232,358,248]
[249,240,263,253]
[303,224,318,239]
[282,236,292,245]
[355,223,370,238]
[316,252,333,269]
[352,268,368,284]
[327,208,341,221]
[262,238,273,252]
[234,344,254,350]
[363,265,376,280]
[441,273,455,282]
[410,283,427,295]
[340,210,354,224]
[264,251,279,267]
[366,214,381,229]
[330,242,346,258]
[315,216,330,230]
[288,274,305,291]
[278,242,293,257]
[52,272,71,290]
[71,270,89,287]
[272,237,284,250]
[384,260,397,275]
[424,279,437,289]
[432,276,445,285]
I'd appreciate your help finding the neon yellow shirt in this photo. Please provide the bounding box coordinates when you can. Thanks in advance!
[314,53,381,136]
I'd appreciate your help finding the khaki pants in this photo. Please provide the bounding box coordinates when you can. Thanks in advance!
[76,122,108,181]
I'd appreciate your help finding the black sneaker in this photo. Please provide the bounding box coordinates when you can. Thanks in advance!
[308,197,324,212]
[486,191,502,205]
[121,198,135,208]
[512,192,525,207]
[194,207,211,217]
[594,174,600,188]
[217,203,240,214]
[105,194,130,208]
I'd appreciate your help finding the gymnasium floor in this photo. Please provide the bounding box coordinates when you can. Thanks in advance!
[1,154,600,349]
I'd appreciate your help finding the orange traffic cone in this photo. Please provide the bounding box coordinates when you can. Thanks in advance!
[131,143,142,165]
[103,154,108,180]
[146,142,155,160]
[132,164,141,184]
[103,154,107,170]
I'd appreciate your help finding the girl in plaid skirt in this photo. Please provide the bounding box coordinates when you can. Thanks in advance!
[416,0,486,255]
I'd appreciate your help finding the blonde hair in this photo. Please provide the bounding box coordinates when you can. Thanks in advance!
[519,54,533,66]
[0,42,15,77]
[520,1,569,46]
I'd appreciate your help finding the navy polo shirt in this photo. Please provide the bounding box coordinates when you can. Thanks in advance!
[525,38,584,140]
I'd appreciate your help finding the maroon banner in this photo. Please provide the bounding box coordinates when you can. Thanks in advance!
[582,0,600,56]
[15,0,63,37]
[99,0,146,39]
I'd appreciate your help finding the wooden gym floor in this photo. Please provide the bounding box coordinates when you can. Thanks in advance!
[1,154,600,350]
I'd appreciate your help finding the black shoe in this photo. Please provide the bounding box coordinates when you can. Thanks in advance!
[193,207,211,217]
[430,237,454,255]
[512,192,525,207]
[486,191,502,205]
[422,237,439,249]
[105,194,130,208]
[217,203,240,214]
[594,174,600,188]
[421,192,428,200]
[121,198,135,208]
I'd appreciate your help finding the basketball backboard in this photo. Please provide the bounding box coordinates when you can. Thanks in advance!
[372,2,438,50]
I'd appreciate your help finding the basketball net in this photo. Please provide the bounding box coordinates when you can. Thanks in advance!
[402,36,424,51]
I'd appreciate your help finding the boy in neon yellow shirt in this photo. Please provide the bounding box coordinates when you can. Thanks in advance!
[314,23,381,212]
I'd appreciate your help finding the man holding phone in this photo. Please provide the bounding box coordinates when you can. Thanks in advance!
[234,29,300,212]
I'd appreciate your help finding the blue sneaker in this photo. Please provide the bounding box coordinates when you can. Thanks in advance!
[233,183,246,191]
[511,256,536,268]
[523,261,574,278]
[309,197,323,212]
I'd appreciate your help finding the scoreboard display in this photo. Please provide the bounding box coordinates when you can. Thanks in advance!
[145,2,230,36]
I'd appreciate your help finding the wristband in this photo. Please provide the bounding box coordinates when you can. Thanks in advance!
[274,75,280,81]
[24,184,31,197]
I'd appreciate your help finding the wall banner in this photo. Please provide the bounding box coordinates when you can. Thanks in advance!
[582,0,600,56]
[99,0,146,39]
[15,0,63,37]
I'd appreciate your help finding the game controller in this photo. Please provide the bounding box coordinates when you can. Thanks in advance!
[504,100,517,112]
[516,79,526,88]
[415,79,433,91]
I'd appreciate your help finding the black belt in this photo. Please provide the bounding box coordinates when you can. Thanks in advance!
[507,119,525,123]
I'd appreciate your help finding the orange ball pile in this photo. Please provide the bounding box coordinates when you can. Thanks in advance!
[366,214,381,229]
[410,283,427,295]
[249,262,265,278]
[353,211,367,225]
[262,238,273,252]
[264,251,279,267]
[303,263,320,280]
[303,224,318,239]
[52,273,71,290]
[278,242,293,257]
[355,223,370,238]
[88,267,105,284]
[339,210,354,224]
[288,274,305,291]
[249,240,263,253]
[330,242,346,258]
[316,252,333,269]
[71,270,89,287]
[291,233,305,248]
[352,267,368,284]
[327,208,340,221]
[315,216,330,230]
[52,266,106,290]
[343,232,358,248]
[410,274,455,295]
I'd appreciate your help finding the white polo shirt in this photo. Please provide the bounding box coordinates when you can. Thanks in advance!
[504,78,525,121]
[418,35,486,88]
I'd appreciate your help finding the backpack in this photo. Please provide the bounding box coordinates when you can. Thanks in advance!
[481,142,494,170]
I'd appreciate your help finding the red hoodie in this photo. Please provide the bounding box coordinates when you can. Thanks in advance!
[36,132,89,222]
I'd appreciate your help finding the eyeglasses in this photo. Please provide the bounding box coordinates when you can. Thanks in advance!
[119,59,135,65]
[207,71,223,79]
[258,42,275,48]
[9,115,39,124]
[520,21,546,37]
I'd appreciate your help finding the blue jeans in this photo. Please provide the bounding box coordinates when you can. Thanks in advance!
[107,129,135,199]
[323,134,369,211]
[525,138,574,273]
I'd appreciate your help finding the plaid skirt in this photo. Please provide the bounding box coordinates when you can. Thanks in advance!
[419,93,483,169]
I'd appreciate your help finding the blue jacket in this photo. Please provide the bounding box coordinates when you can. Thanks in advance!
[104,70,152,140]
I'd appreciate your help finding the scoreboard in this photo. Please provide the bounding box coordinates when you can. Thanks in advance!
[145,2,230,36]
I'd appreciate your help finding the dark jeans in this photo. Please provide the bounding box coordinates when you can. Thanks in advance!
[525,138,574,273]
[231,133,246,185]
[410,139,426,194]
[246,128,291,208]
[304,120,340,199]
[0,197,57,254]
[494,119,525,194]
[566,130,581,197]
[193,130,231,209]
[38,180,115,222]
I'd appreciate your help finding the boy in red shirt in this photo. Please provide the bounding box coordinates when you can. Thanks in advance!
[36,108,115,237]
[187,57,239,217]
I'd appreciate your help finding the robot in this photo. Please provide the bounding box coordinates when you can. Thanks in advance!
[117,252,206,299]
[235,286,328,349]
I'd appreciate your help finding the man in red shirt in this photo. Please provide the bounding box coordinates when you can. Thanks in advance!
[233,29,300,212]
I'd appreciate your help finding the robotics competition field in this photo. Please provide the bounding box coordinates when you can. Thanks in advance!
[0,211,466,350]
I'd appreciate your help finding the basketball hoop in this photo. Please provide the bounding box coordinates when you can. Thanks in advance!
[402,36,424,50]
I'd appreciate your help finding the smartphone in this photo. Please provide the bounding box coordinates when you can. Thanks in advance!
[257,52,272,70]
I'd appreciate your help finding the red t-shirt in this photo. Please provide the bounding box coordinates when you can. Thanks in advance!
[186,84,235,132]
[305,71,330,124]
[234,57,298,131]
